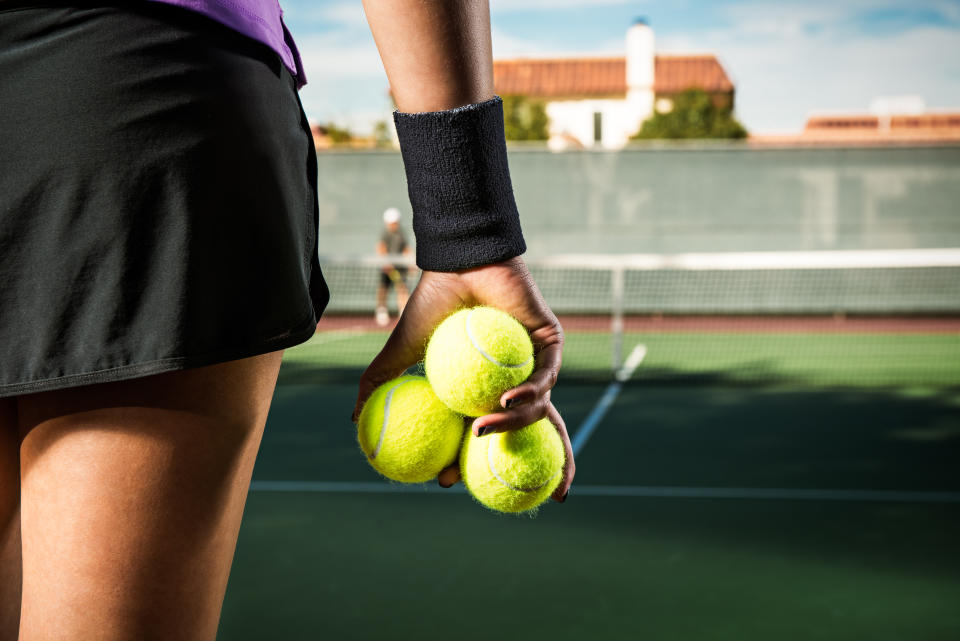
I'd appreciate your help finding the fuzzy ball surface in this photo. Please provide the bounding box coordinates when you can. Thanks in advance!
[357,375,466,483]
[460,418,565,513]
[425,306,534,417]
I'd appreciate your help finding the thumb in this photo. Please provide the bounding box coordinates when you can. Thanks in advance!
[350,307,433,422]
[437,464,461,488]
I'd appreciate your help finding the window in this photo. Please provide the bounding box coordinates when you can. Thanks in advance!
[593,111,602,144]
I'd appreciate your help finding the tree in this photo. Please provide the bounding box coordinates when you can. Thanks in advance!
[632,89,747,140]
[372,120,392,147]
[501,95,549,141]
[324,123,353,144]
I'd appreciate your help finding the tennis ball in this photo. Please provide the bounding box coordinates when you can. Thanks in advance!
[460,418,565,513]
[357,375,465,483]
[425,307,534,417]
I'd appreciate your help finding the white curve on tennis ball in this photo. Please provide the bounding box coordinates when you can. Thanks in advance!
[372,378,415,459]
[464,308,533,369]
[486,433,561,493]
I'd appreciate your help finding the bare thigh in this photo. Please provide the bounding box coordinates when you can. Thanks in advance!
[16,350,284,641]
[0,396,21,641]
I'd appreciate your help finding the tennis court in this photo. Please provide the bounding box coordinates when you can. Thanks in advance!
[218,307,960,640]
[218,146,960,639]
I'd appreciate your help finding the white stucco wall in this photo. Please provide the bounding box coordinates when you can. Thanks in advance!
[546,91,653,149]
[545,21,656,150]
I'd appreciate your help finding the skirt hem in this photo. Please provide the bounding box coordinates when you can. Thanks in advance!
[0,309,319,399]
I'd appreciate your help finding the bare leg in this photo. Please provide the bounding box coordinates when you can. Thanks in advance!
[0,397,21,641]
[16,350,284,641]
[376,282,390,325]
[376,283,388,310]
[396,283,410,314]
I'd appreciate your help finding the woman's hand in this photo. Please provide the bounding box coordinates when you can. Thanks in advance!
[351,256,574,502]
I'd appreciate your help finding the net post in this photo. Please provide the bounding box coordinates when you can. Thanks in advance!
[611,263,625,373]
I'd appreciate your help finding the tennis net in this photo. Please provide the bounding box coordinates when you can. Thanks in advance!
[297,248,960,387]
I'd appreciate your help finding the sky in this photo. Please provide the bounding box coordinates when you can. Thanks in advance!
[281,0,960,135]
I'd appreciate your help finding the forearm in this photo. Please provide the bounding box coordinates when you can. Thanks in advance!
[361,0,493,112]
[364,0,523,271]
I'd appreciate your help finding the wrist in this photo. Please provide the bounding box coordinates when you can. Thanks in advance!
[393,96,527,272]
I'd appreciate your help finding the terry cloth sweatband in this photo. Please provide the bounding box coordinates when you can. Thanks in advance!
[393,95,526,272]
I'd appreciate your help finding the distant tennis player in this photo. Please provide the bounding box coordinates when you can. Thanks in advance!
[375,207,413,326]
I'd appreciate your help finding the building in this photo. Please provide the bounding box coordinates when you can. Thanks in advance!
[750,97,960,146]
[801,113,960,145]
[493,19,735,149]
[309,123,334,150]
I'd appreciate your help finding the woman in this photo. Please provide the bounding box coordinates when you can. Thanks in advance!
[0,1,574,638]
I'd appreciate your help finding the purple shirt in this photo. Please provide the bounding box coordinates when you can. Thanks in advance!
[148,0,307,89]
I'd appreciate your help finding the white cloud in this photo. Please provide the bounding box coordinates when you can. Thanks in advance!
[282,1,369,28]
[297,32,385,78]
[933,0,960,22]
[311,2,369,28]
[287,0,960,133]
[654,1,960,133]
[491,26,554,56]
[293,19,390,129]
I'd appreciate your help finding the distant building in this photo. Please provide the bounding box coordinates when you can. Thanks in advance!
[310,123,334,150]
[802,113,960,143]
[751,97,960,146]
[493,19,735,149]
[309,121,381,150]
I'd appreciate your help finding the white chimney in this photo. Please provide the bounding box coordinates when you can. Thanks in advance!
[625,18,655,138]
[626,18,654,91]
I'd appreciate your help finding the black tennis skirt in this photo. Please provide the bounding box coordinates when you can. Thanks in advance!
[0,1,330,397]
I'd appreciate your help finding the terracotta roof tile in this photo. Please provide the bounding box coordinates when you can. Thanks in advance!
[751,111,960,145]
[805,113,960,133]
[493,57,626,97]
[654,55,734,93]
[492,54,733,98]
[890,113,960,130]
[806,115,880,130]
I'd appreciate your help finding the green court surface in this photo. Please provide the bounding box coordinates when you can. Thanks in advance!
[218,329,960,641]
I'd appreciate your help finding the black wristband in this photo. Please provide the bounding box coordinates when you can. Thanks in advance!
[393,96,526,272]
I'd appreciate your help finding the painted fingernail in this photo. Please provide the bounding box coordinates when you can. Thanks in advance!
[504,397,516,409]
[476,427,488,437]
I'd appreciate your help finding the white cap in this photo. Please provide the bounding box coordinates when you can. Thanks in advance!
[382,207,401,224]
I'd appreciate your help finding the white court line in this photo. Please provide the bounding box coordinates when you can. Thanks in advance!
[569,343,647,457]
[248,481,960,504]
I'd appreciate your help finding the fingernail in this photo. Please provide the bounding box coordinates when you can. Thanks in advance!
[476,426,487,437]
[504,398,516,409]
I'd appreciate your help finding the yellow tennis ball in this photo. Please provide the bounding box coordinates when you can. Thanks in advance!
[460,418,565,513]
[357,375,465,483]
[425,307,534,417]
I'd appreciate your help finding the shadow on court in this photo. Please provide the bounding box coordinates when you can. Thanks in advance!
[218,365,960,640]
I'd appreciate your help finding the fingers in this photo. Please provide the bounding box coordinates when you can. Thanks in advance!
[470,403,574,504]
[470,391,549,436]
[471,326,563,435]
[351,271,470,422]
[447,406,574,506]
[349,326,419,423]
[353,257,565,432]
[437,464,461,488]
[545,404,575,502]
[486,299,563,434]
[498,343,561,410]
[350,338,417,423]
